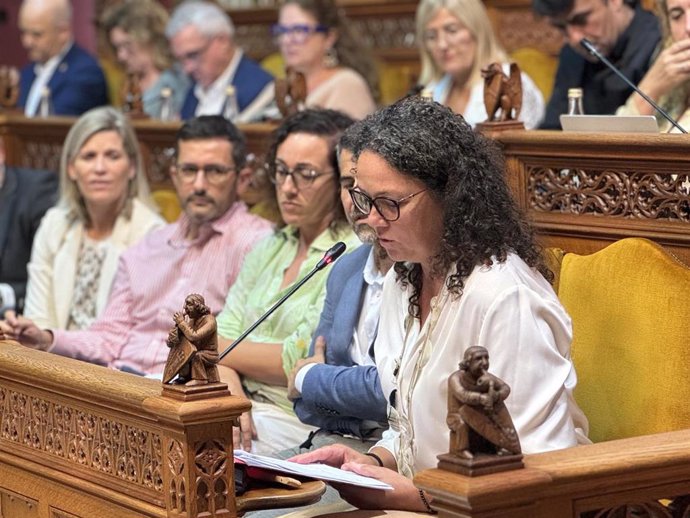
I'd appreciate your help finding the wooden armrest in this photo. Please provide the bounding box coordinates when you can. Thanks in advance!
[415,429,690,518]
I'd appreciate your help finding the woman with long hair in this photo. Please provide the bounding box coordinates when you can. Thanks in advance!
[416,0,544,128]
[23,106,163,330]
[292,98,588,514]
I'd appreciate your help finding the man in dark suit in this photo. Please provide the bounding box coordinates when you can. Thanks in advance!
[534,0,660,129]
[166,1,274,122]
[17,0,108,117]
[0,137,57,317]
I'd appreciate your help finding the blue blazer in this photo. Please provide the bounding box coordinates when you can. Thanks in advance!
[19,43,109,117]
[294,244,388,437]
[180,53,273,119]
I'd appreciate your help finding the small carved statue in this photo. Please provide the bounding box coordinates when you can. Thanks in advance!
[122,73,147,119]
[447,346,521,459]
[163,294,220,386]
[481,62,522,123]
[275,66,307,118]
[0,66,19,110]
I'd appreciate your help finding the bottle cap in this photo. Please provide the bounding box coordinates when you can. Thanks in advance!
[568,88,583,98]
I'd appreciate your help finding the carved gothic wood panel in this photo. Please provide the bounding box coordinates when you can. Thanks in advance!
[166,438,186,514]
[0,388,163,493]
[528,167,690,221]
[194,439,231,516]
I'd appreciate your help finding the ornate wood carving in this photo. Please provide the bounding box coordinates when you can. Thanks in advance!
[528,167,690,221]
[0,388,163,493]
[22,141,61,172]
[194,440,231,515]
[588,502,673,518]
[167,439,186,513]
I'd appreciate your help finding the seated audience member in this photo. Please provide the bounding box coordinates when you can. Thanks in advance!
[216,109,359,454]
[617,0,690,131]
[274,0,378,120]
[22,107,164,330]
[166,0,274,122]
[292,98,589,513]
[286,124,391,449]
[0,138,57,318]
[0,116,273,375]
[416,0,544,128]
[101,0,189,119]
[534,0,660,129]
[18,0,109,117]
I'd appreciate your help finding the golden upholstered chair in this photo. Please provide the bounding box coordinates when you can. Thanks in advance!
[509,47,558,102]
[151,189,181,223]
[557,238,690,443]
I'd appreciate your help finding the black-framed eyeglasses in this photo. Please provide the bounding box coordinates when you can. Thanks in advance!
[270,162,333,190]
[270,23,328,44]
[174,163,237,184]
[349,187,428,222]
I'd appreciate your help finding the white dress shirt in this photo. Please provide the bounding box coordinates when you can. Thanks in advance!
[193,49,274,123]
[374,253,590,476]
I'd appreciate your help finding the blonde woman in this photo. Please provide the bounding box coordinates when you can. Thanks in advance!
[417,0,544,128]
[24,106,164,330]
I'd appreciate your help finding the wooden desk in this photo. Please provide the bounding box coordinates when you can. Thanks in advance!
[0,341,324,517]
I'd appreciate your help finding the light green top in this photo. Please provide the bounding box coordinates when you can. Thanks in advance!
[216,224,359,414]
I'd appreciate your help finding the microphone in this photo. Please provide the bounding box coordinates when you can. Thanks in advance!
[218,241,347,362]
[579,38,687,134]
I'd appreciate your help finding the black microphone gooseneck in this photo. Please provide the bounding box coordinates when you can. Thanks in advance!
[579,38,687,133]
[218,241,347,362]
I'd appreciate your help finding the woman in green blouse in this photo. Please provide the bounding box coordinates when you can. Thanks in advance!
[216,109,359,454]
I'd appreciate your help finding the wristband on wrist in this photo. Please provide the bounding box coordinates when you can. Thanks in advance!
[419,489,436,514]
[364,452,384,467]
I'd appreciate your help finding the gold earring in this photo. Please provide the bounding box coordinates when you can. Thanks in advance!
[323,47,339,68]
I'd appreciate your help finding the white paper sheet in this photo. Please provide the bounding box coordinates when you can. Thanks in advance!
[234,450,393,490]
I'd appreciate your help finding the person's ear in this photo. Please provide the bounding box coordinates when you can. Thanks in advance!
[325,28,338,49]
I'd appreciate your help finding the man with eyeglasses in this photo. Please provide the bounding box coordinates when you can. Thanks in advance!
[0,116,273,376]
[534,0,660,129]
[166,0,274,122]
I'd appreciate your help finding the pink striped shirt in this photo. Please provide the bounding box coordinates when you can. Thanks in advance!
[50,202,273,375]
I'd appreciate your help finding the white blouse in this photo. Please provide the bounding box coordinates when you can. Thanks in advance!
[427,65,545,129]
[374,254,590,476]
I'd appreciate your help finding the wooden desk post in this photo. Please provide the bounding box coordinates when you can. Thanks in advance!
[0,341,251,518]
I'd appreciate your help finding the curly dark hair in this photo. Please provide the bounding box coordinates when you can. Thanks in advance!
[350,97,552,318]
[265,108,354,234]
